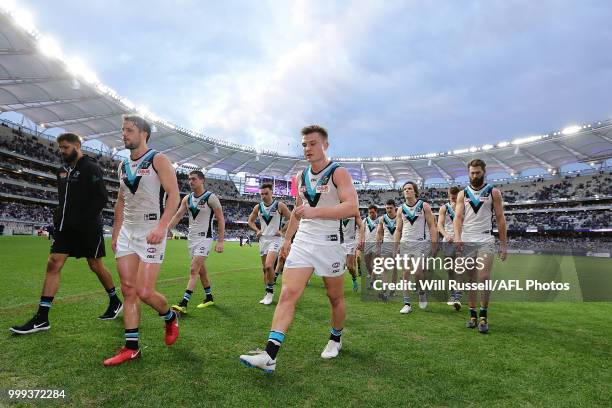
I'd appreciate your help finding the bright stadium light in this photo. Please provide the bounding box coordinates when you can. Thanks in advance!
[13,9,36,34]
[37,35,63,59]
[66,57,99,84]
[562,125,581,135]
[512,135,542,145]
[469,146,478,152]
[497,141,509,147]
[0,0,18,12]
[482,144,493,150]
[453,148,468,154]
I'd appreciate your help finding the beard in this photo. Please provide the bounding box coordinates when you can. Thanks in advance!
[62,150,78,163]
[470,175,485,188]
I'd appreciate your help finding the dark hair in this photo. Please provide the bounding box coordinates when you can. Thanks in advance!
[189,170,205,180]
[122,114,152,142]
[449,186,461,195]
[385,199,396,206]
[57,132,82,145]
[402,181,419,196]
[468,158,486,172]
[368,204,378,211]
[301,124,328,141]
[260,183,273,191]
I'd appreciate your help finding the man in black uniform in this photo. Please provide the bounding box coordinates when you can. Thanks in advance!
[10,133,122,335]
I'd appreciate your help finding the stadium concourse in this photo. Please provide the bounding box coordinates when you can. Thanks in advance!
[0,119,611,253]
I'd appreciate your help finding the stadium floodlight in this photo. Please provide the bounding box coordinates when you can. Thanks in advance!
[37,35,63,60]
[0,0,18,12]
[66,57,99,85]
[453,148,468,154]
[380,156,393,161]
[469,146,478,152]
[482,144,493,150]
[562,125,581,135]
[13,9,36,34]
[512,135,542,145]
[119,97,135,110]
[497,141,509,147]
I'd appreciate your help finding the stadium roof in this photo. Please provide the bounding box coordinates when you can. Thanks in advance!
[1,7,611,184]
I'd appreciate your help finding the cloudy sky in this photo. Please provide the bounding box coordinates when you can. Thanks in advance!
[18,0,612,157]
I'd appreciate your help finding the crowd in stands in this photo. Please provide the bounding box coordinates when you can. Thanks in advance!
[1,120,610,245]
[356,171,612,207]
[508,235,612,252]
[506,210,611,230]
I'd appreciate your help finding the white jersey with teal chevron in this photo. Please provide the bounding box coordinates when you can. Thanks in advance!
[363,216,379,242]
[119,149,163,227]
[399,200,427,242]
[258,199,283,237]
[462,184,494,235]
[187,191,215,241]
[340,217,357,243]
[444,202,456,236]
[381,214,397,242]
[295,161,343,241]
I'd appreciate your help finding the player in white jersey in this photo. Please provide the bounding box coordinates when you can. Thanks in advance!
[454,159,507,334]
[104,114,180,366]
[240,125,359,373]
[248,183,291,305]
[358,204,379,285]
[395,181,437,314]
[437,186,462,310]
[168,170,225,314]
[340,215,363,292]
[375,199,399,299]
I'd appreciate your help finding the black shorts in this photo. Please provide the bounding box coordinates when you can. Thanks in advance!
[50,228,106,259]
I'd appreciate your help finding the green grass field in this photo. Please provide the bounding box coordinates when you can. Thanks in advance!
[1,236,611,407]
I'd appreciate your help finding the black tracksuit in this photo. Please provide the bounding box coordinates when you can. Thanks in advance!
[51,155,109,258]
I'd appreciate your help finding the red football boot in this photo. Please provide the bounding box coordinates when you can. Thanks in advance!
[165,316,179,346]
[103,347,141,366]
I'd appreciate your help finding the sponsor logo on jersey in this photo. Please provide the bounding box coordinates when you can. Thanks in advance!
[147,247,156,253]
[136,169,151,176]
[146,254,155,259]
[316,185,329,193]
[144,213,158,221]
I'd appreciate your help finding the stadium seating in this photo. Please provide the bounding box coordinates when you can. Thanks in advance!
[1,122,610,244]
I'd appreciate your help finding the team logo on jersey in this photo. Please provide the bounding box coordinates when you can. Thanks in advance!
[301,162,340,207]
[259,200,279,224]
[464,184,493,214]
[445,203,456,220]
[122,149,158,194]
[384,215,396,235]
[402,200,423,225]
[188,191,212,219]
[366,217,378,232]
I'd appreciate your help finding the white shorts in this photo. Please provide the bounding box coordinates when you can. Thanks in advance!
[284,238,346,277]
[364,242,378,256]
[399,241,430,258]
[461,233,495,257]
[442,235,457,257]
[189,237,212,258]
[259,236,281,256]
[115,224,166,264]
[342,241,357,256]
